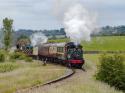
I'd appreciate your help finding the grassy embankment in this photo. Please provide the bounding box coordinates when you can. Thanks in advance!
[48,36,125,51]
[0,61,66,93]
[31,54,124,93]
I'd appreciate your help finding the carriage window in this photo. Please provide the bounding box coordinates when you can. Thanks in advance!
[57,47,64,52]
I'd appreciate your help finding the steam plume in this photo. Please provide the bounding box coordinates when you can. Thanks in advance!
[30,32,48,46]
[64,4,97,43]
[54,0,97,43]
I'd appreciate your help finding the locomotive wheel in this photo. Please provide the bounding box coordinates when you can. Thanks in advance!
[77,64,83,69]
[58,59,63,65]
[66,63,71,68]
[61,61,65,66]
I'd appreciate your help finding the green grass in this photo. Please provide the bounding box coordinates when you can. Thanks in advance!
[0,61,66,93]
[48,36,125,51]
[0,63,19,73]
[48,38,70,43]
[84,54,100,64]
[83,54,100,70]
[30,54,123,93]
[83,36,125,51]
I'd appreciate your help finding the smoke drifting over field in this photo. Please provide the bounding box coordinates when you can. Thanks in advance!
[30,32,48,46]
[54,0,97,43]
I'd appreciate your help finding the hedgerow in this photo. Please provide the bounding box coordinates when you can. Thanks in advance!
[96,54,125,92]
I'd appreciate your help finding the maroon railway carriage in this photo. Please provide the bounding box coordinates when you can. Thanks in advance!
[38,42,84,68]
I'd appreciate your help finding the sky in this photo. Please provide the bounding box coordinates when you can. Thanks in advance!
[0,0,125,30]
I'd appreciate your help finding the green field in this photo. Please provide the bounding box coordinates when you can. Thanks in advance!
[83,36,125,51]
[48,36,125,51]
[48,38,70,43]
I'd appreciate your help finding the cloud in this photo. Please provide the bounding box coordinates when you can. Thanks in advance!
[0,0,58,30]
[0,0,125,29]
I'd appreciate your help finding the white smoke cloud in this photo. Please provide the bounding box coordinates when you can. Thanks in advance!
[64,4,97,43]
[30,32,48,46]
[53,0,97,43]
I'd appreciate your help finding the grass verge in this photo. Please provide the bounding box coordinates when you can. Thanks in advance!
[32,54,123,93]
[0,61,66,93]
[0,63,19,73]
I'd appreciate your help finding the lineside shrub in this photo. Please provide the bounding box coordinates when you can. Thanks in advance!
[96,54,125,92]
[10,52,26,60]
[25,57,33,62]
[10,52,33,62]
[0,63,19,73]
[0,51,5,62]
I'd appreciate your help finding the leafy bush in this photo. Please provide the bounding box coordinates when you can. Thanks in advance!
[0,63,19,73]
[25,57,33,62]
[0,51,5,62]
[10,52,33,62]
[96,54,125,92]
[10,52,26,60]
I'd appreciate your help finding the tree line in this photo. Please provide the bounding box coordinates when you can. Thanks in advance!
[93,25,125,36]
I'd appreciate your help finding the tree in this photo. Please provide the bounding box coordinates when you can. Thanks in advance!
[2,18,13,51]
[17,34,30,41]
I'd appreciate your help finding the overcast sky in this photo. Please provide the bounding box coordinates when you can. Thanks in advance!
[0,0,125,30]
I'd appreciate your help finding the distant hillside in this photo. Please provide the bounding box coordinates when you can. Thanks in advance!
[14,29,33,40]
[14,28,66,39]
[94,25,125,36]
[13,26,125,40]
[12,28,66,45]
[11,25,125,45]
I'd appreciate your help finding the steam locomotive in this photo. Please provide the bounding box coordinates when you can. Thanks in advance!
[16,42,85,68]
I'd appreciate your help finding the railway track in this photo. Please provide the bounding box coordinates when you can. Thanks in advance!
[16,68,75,93]
[42,68,75,86]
